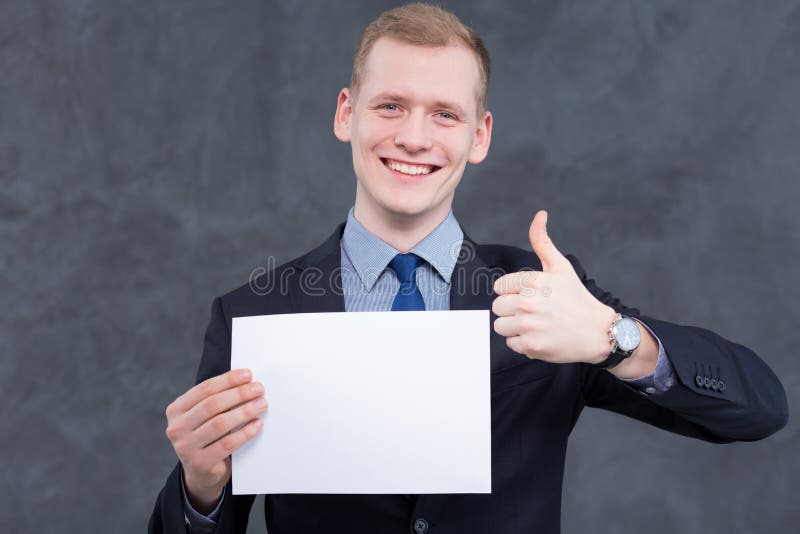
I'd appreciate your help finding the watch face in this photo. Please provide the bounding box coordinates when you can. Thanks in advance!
[613,318,641,352]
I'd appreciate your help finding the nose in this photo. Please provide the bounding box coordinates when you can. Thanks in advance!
[394,112,433,153]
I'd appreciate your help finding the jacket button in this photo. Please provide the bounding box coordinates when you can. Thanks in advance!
[710,378,718,391]
[703,377,711,388]
[413,518,430,534]
[718,380,726,392]
[695,375,704,387]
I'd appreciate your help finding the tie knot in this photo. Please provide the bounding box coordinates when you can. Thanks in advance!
[389,253,421,283]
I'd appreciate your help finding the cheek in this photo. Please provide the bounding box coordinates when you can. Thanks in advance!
[355,119,392,151]
[435,132,474,163]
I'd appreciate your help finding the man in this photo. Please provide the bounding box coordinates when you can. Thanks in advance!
[149,4,788,533]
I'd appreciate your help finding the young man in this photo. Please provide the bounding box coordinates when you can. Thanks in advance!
[149,4,788,533]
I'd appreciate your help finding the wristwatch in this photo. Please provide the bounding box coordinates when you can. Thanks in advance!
[594,313,641,369]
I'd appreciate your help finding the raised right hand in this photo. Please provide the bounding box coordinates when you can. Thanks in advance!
[165,368,267,514]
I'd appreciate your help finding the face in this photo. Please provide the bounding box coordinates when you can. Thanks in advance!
[334,37,492,227]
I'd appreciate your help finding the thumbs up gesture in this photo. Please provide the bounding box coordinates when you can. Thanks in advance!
[492,210,618,364]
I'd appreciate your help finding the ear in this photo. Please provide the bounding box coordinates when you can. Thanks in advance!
[468,110,493,164]
[333,88,353,142]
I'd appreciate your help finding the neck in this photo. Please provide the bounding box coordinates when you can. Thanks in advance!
[353,196,453,253]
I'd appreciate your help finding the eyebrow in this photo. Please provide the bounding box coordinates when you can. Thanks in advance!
[368,92,468,118]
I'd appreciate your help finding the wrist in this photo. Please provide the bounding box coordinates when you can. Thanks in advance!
[591,305,618,364]
[183,469,225,515]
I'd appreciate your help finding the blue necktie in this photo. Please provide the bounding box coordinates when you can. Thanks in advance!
[391,253,425,504]
[389,253,426,311]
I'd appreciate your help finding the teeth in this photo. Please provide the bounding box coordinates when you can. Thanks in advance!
[386,160,434,176]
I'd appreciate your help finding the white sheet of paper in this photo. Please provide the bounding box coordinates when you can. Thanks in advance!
[231,310,491,495]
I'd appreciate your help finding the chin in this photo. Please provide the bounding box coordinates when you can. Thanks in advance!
[356,169,451,221]
[381,201,429,219]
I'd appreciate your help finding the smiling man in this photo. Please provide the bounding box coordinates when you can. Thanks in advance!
[333,34,491,253]
[149,4,788,534]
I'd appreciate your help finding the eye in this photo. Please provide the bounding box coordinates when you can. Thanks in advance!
[381,103,400,111]
[436,111,458,121]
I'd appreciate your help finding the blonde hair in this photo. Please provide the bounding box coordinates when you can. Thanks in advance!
[350,3,491,115]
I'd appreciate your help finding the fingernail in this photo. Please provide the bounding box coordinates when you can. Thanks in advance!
[254,397,268,409]
[238,369,251,380]
[250,382,263,393]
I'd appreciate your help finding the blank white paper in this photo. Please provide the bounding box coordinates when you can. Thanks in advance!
[230,310,491,495]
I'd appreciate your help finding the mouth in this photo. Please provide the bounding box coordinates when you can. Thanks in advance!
[381,158,442,179]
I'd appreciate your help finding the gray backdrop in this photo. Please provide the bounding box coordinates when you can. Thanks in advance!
[1,0,798,532]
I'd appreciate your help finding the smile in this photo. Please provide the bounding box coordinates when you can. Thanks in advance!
[381,158,442,177]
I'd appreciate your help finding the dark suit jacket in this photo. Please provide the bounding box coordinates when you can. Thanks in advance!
[149,223,788,534]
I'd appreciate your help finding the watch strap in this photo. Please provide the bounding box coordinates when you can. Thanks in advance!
[594,347,633,369]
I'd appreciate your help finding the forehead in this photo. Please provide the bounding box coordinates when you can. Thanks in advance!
[359,37,481,115]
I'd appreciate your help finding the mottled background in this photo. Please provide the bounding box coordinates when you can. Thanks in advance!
[1,0,798,532]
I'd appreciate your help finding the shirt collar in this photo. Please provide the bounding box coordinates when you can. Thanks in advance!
[341,207,464,292]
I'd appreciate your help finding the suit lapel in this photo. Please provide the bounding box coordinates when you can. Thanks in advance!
[449,231,495,313]
[288,222,347,314]
[450,232,528,373]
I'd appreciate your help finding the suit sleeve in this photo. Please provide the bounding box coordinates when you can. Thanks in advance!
[149,296,256,533]
[566,254,789,443]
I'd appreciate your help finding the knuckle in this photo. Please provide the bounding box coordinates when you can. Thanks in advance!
[246,402,261,418]
[519,299,538,313]
[219,434,238,456]
[238,383,255,401]
[165,423,182,442]
[228,369,244,384]
[173,440,189,459]
[520,316,537,331]
[209,463,227,479]
[210,415,229,434]
[498,276,514,292]
[204,396,222,415]
[498,275,521,294]
[506,337,522,354]
[522,334,540,354]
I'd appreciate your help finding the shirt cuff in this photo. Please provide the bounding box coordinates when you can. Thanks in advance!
[618,318,677,395]
[180,468,224,532]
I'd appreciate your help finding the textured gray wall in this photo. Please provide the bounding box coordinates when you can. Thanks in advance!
[1,0,798,532]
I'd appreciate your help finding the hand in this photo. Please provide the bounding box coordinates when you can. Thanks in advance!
[165,368,267,514]
[492,210,617,364]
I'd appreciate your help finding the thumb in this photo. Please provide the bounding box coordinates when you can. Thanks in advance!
[529,210,569,272]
